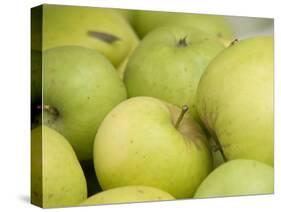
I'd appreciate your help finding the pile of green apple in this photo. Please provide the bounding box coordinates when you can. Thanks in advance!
[31,5,274,208]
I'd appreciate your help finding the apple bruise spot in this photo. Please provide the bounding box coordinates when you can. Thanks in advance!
[137,189,144,194]
[217,32,223,38]
[87,31,121,44]
[40,105,60,126]
[43,105,60,121]
[48,193,54,199]
[176,36,188,48]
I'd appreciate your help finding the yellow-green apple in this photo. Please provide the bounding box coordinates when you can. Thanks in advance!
[31,126,87,208]
[196,36,274,165]
[194,159,274,198]
[80,186,174,206]
[33,5,138,67]
[132,10,234,46]
[94,97,212,198]
[117,34,140,79]
[42,46,127,161]
[124,26,224,119]
[116,9,136,24]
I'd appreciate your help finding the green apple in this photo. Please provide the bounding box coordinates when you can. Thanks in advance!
[196,36,273,165]
[117,53,131,79]
[132,10,234,46]
[194,159,274,198]
[94,97,212,198]
[80,186,174,205]
[124,26,224,119]
[116,9,135,24]
[117,35,140,79]
[115,19,140,79]
[42,46,127,161]
[33,5,138,67]
[31,126,87,208]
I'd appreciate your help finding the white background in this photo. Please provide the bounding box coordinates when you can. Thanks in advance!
[0,0,280,211]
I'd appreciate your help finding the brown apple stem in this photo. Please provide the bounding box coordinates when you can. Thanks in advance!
[87,31,120,44]
[175,105,189,129]
[229,38,239,47]
[212,136,228,162]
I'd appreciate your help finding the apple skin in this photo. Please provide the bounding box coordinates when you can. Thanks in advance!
[116,24,140,79]
[33,5,138,67]
[43,46,127,161]
[132,10,234,46]
[94,97,212,198]
[31,126,87,208]
[80,186,174,206]
[116,9,136,24]
[194,159,274,198]
[117,36,140,79]
[196,36,273,165]
[124,26,224,119]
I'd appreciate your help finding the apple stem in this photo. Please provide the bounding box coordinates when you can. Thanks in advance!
[87,31,120,44]
[229,38,239,47]
[212,136,228,162]
[175,105,189,129]
[219,148,228,162]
